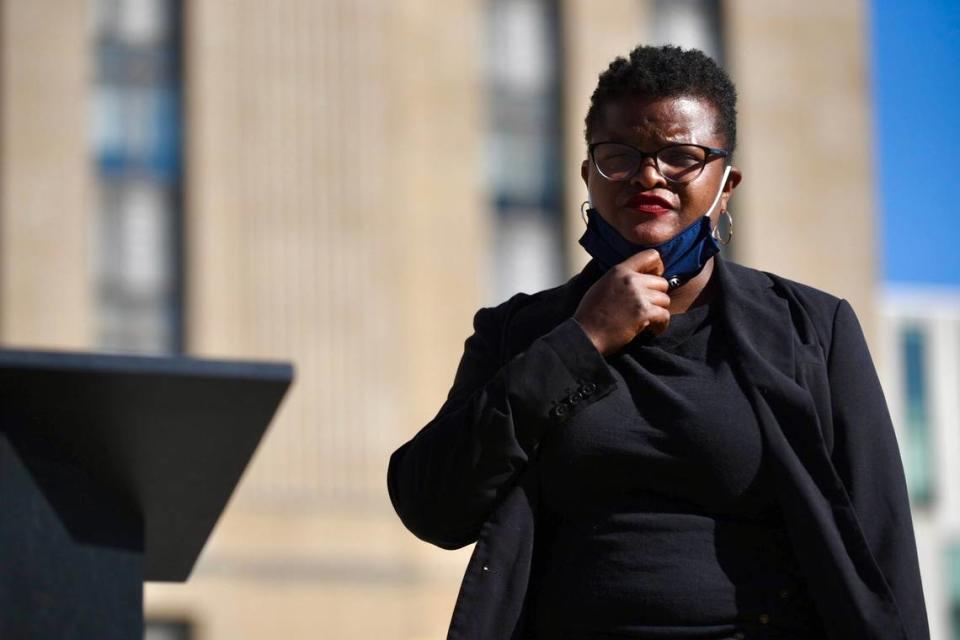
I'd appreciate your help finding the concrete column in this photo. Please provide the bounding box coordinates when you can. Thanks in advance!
[160,1,485,637]
[184,0,485,504]
[725,0,876,336]
[0,0,92,348]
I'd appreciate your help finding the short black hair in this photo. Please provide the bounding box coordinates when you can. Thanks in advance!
[584,44,738,153]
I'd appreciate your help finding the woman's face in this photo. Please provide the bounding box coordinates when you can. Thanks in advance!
[582,94,742,246]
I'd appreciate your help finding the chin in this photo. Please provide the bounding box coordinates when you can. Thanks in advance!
[621,222,673,247]
[609,211,677,246]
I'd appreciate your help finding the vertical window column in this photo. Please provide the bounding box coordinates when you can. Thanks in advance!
[485,0,565,302]
[92,0,183,353]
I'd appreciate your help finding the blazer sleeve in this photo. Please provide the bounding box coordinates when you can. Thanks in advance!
[827,299,930,637]
[387,302,616,550]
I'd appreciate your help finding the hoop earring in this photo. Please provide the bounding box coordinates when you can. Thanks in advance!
[580,200,591,225]
[712,210,733,246]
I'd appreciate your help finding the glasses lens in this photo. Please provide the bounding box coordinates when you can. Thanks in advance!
[593,143,641,181]
[656,144,707,183]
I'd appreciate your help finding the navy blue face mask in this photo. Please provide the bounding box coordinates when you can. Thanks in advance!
[578,165,731,289]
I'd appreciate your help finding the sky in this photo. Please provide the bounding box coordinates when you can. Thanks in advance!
[871,0,960,287]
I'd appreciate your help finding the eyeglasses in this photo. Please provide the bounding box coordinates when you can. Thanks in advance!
[588,141,730,184]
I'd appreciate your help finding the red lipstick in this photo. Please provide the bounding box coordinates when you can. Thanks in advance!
[624,193,673,216]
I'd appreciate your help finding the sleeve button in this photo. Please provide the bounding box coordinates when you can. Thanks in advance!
[582,382,597,394]
[569,392,583,404]
[552,404,567,418]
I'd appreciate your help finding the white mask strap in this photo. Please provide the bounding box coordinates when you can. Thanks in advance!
[704,165,732,220]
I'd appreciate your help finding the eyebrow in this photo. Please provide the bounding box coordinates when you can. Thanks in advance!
[596,137,696,149]
[600,126,695,147]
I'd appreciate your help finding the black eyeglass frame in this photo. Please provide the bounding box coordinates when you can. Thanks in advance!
[588,141,730,184]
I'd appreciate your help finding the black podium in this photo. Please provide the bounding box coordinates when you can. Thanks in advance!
[0,348,294,639]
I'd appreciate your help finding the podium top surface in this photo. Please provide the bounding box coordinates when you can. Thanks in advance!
[0,347,294,582]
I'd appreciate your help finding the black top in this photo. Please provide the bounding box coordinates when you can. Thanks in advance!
[527,303,824,638]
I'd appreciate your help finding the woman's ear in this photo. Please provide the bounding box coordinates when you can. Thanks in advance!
[720,165,742,211]
[726,166,743,191]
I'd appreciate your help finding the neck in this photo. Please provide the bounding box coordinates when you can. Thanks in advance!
[669,256,717,313]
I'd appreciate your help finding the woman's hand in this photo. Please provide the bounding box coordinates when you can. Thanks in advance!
[574,250,671,356]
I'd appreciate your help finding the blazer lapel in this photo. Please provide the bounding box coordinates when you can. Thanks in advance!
[713,257,907,639]
[713,257,796,381]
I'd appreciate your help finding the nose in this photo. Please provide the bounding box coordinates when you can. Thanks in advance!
[630,157,667,189]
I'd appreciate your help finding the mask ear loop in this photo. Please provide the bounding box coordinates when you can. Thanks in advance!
[580,200,591,225]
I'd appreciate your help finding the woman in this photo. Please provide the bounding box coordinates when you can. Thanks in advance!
[388,45,928,639]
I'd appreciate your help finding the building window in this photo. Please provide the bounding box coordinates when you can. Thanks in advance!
[901,324,933,505]
[485,0,565,302]
[650,0,725,63]
[92,0,183,353]
[947,545,960,640]
[145,619,192,640]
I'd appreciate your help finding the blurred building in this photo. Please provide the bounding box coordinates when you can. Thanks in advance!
[0,0,933,638]
[870,3,960,638]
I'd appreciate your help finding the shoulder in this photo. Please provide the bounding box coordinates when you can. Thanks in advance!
[472,266,596,359]
[720,259,849,347]
[473,280,569,327]
[724,259,841,308]
[477,260,599,324]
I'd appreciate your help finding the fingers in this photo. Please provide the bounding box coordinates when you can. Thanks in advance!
[574,252,673,355]
[648,289,671,309]
[635,273,670,294]
[620,248,664,276]
[647,308,671,336]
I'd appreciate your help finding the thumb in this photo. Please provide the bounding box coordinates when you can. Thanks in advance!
[620,248,664,276]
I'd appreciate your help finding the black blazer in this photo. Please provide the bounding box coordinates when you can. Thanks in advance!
[388,257,929,639]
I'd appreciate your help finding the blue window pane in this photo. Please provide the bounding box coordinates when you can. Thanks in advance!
[901,325,933,505]
[94,40,181,181]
